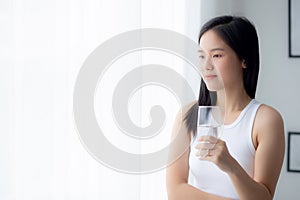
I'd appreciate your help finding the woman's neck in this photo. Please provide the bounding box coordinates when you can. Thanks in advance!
[216,89,251,114]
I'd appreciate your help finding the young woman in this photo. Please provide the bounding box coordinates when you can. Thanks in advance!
[166,16,285,200]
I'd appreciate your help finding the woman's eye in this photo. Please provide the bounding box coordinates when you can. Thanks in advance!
[199,55,205,59]
[213,54,222,58]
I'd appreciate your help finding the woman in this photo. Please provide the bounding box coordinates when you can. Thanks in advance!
[166,16,285,200]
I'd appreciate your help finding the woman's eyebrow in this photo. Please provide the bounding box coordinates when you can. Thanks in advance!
[198,48,225,52]
[210,48,225,52]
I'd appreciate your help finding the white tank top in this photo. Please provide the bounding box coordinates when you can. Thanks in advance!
[189,99,261,200]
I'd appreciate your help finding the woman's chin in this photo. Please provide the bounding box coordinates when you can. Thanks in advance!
[206,85,223,91]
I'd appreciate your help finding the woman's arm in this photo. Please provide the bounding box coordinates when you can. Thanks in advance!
[199,105,285,200]
[166,146,232,200]
[166,103,232,200]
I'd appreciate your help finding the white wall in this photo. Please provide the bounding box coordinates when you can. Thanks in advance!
[241,0,300,199]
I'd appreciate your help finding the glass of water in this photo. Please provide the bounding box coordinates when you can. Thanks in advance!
[196,106,223,158]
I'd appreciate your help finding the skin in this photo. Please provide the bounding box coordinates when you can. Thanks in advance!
[166,30,285,200]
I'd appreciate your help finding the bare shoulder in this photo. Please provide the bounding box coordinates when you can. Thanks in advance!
[171,100,197,139]
[174,100,197,123]
[182,100,198,114]
[254,104,284,140]
[256,104,284,127]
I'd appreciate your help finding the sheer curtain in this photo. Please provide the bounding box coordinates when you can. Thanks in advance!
[0,0,201,199]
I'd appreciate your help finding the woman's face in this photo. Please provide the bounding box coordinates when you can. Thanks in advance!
[198,30,245,92]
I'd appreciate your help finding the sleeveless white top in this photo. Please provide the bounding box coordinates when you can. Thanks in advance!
[189,99,261,200]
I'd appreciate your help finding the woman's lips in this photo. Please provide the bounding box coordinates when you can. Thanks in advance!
[204,75,217,80]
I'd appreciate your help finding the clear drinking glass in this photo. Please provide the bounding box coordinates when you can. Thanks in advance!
[196,106,223,158]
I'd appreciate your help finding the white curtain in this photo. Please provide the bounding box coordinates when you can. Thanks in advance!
[200,0,244,23]
[0,0,201,199]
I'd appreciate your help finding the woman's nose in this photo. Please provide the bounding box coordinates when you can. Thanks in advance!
[200,57,214,71]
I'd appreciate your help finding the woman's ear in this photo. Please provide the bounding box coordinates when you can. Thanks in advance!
[242,59,247,69]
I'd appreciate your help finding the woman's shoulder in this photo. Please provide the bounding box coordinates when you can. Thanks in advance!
[252,103,284,149]
[256,103,283,121]
[173,101,197,130]
[255,103,284,134]
[173,100,197,124]
[170,101,197,140]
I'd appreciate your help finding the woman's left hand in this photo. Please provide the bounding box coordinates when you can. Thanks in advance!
[195,136,236,173]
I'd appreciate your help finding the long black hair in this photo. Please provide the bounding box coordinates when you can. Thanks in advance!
[184,15,260,136]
